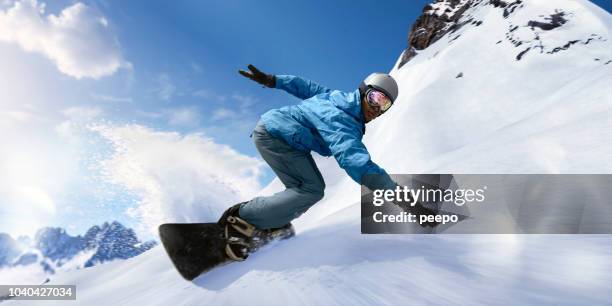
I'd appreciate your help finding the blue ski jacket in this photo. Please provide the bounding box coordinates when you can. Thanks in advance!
[260,75,396,190]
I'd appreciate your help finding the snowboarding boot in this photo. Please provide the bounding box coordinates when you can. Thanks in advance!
[249,223,295,253]
[218,203,295,261]
[218,203,255,261]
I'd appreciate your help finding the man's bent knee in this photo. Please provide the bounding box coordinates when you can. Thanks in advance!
[301,186,324,205]
[303,180,324,201]
[313,188,324,202]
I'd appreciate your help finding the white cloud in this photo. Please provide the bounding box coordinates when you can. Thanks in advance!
[0,110,37,126]
[0,0,128,79]
[91,124,265,234]
[192,89,227,102]
[154,73,175,101]
[167,107,200,127]
[14,186,56,214]
[212,107,240,121]
[135,110,163,119]
[232,93,257,108]
[210,94,258,121]
[91,94,133,103]
[56,106,104,147]
[62,106,103,121]
[135,107,201,127]
[192,89,212,99]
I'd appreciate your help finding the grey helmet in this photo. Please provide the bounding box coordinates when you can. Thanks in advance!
[359,73,399,102]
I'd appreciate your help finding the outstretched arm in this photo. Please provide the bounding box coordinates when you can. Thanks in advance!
[238,64,330,100]
[274,75,331,100]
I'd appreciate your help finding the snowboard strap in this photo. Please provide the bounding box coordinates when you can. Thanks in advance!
[225,238,250,262]
[226,215,256,237]
[224,215,257,261]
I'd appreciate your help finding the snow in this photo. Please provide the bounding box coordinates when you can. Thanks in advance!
[0,248,101,286]
[428,0,470,18]
[5,0,612,305]
[0,264,49,286]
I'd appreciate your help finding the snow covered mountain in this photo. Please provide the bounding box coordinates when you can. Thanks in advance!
[0,221,156,280]
[80,221,156,268]
[34,228,87,266]
[0,233,23,267]
[5,0,612,305]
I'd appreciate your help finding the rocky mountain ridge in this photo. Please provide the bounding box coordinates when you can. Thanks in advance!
[0,221,156,274]
[399,0,609,67]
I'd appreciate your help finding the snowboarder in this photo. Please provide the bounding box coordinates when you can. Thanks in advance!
[218,65,401,261]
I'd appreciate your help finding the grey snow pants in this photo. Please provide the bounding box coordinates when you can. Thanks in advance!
[239,120,325,229]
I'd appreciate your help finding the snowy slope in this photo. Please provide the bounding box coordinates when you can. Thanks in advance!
[6,0,612,305]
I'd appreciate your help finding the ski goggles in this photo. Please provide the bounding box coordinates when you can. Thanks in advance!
[366,89,393,114]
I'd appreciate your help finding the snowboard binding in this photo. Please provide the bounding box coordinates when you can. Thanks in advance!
[219,203,295,261]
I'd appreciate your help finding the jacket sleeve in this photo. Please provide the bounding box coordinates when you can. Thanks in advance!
[317,121,396,191]
[275,75,331,100]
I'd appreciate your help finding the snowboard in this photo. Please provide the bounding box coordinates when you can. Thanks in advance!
[159,223,228,280]
[159,222,295,281]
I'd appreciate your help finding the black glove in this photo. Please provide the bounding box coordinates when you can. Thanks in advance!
[239,64,276,88]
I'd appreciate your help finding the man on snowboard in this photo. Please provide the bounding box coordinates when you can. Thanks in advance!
[219,65,400,261]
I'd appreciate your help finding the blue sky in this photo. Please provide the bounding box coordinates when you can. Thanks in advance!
[81,0,432,152]
[0,0,610,239]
